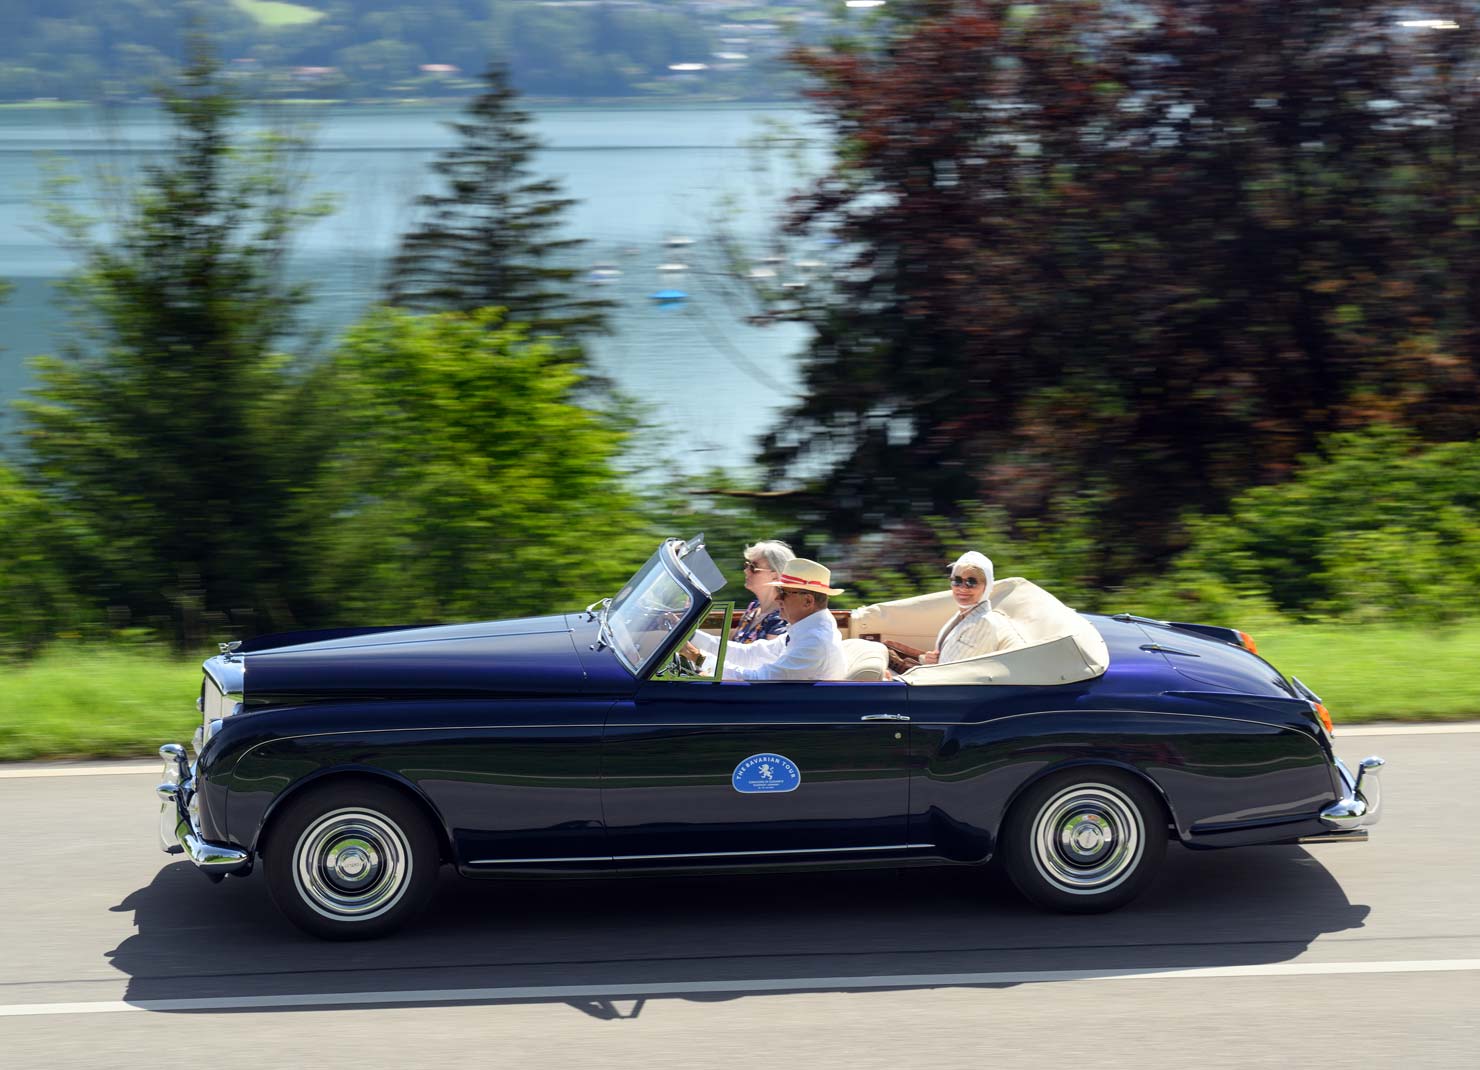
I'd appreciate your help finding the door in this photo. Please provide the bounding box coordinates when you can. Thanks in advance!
[601,679,913,861]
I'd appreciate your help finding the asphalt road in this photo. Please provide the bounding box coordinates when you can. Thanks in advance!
[2,726,1477,1069]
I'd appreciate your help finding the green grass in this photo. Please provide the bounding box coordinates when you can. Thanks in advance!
[1253,620,1480,727]
[230,0,326,28]
[0,647,201,762]
[1,622,1476,762]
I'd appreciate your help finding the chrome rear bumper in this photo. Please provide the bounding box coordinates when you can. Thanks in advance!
[1316,755,1384,832]
[156,743,251,877]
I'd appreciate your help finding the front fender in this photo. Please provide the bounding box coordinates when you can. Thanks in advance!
[245,759,454,861]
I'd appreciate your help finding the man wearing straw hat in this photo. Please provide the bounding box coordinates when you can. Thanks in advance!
[683,558,848,681]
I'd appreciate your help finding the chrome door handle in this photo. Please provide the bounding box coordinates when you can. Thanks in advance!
[861,714,910,722]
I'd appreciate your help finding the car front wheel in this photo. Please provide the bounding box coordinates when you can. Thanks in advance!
[999,769,1167,913]
[263,780,440,940]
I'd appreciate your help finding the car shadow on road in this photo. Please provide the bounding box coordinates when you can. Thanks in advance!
[107,843,1370,1018]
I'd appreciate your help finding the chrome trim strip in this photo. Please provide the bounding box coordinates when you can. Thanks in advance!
[244,712,1332,734]
[907,707,1327,735]
[615,844,936,861]
[244,722,908,754]
[466,856,614,865]
[466,844,936,866]
[1296,829,1369,844]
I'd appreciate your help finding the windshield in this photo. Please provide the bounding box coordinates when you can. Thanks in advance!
[607,548,695,674]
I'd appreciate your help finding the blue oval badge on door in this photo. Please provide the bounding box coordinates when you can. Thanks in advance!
[732,753,801,794]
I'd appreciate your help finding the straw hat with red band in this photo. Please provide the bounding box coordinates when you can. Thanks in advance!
[766,558,845,597]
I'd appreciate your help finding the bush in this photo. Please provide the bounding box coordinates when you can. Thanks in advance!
[300,307,660,623]
[0,463,100,657]
[1138,427,1480,624]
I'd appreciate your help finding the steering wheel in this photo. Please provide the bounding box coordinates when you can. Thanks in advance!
[666,647,704,678]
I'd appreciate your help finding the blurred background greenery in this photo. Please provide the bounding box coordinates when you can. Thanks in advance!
[3,3,1480,757]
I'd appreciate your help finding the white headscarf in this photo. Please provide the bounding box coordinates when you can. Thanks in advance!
[949,550,995,591]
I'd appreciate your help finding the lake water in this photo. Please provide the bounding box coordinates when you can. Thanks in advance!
[0,104,827,470]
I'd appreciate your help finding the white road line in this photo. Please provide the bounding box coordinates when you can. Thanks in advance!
[1337,723,1480,737]
[2,959,1478,1018]
[0,762,159,779]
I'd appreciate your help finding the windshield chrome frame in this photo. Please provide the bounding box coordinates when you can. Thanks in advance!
[607,538,714,678]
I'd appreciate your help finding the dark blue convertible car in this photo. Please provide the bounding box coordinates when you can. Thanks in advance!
[156,535,1384,939]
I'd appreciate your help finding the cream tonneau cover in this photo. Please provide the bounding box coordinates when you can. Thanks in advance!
[847,578,1110,686]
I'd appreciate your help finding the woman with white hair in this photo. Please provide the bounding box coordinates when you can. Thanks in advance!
[732,539,794,644]
[919,551,1028,665]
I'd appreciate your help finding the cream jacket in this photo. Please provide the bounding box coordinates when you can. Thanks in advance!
[936,600,1028,664]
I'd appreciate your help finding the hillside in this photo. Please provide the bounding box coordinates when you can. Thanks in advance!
[0,0,829,102]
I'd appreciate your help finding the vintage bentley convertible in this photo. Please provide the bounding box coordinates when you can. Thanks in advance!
[156,535,1384,939]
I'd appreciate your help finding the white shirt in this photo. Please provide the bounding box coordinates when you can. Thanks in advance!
[691,607,847,681]
[936,600,1028,663]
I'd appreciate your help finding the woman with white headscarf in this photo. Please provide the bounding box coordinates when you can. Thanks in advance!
[920,551,1028,665]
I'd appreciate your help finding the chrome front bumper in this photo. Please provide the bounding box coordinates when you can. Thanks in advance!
[156,743,251,877]
[1317,755,1385,832]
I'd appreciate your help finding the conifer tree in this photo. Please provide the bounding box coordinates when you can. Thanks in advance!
[20,35,325,644]
[385,64,611,338]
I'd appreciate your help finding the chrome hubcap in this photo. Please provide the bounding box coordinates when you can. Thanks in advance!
[293,809,410,921]
[325,839,378,887]
[1061,812,1114,861]
[1031,783,1144,895]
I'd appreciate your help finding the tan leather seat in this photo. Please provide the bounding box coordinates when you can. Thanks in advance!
[849,589,955,651]
[849,579,1110,686]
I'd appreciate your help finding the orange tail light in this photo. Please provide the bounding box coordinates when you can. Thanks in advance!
[1314,702,1335,736]
[1237,630,1258,654]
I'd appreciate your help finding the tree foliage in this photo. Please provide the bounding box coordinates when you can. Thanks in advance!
[303,307,654,623]
[0,461,100,656]
[769,1,1480,580]
[385,63,612,340]
[1139,428,1480,625]
[18,36,325,644]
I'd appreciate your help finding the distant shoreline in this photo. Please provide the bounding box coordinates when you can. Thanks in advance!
[0,95,806,112]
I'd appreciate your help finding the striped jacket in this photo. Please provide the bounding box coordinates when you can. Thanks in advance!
[936,601,1029,664]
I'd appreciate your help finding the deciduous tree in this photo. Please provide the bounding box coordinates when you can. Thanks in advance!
[304,307,652,622]
[768,1,1480,582]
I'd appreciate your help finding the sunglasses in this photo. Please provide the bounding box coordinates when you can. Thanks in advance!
[775,588,812,600]
[950,575,982,588]
[743,561,773,573]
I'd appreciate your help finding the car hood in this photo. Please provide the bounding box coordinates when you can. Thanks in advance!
[240,615,589,702]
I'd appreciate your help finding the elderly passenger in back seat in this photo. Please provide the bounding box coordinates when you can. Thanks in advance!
[920,551,1028,665]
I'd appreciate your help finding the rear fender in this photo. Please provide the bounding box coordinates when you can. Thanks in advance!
[999,758,1179,841]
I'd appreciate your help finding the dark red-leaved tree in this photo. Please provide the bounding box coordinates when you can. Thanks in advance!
[765,0,1480,581]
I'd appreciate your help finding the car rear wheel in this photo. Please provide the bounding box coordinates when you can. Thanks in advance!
[999,768,1167,913]
[263,780,439,940]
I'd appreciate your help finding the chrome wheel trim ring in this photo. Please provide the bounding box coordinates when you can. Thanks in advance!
[292,808,412,922]
[1029,782,1145,896]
